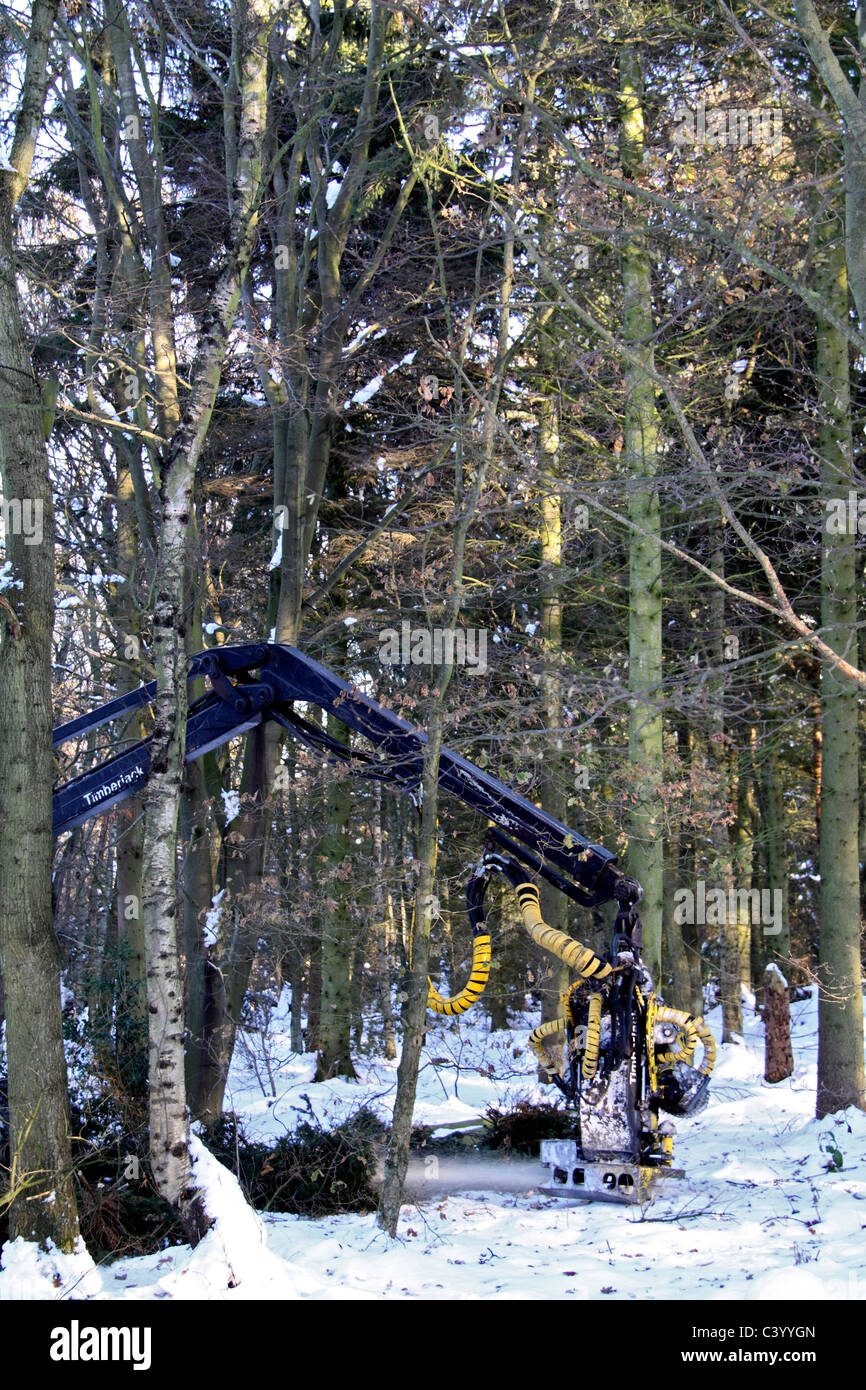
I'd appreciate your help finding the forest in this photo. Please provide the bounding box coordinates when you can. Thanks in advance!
[0,0,864,1314]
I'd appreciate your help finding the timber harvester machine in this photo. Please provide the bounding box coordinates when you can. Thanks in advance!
[53,642,715,1206]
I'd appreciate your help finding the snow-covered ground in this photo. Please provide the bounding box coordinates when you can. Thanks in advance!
[2,985,865,1300]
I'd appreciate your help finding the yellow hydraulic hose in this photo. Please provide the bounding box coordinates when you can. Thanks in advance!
[427,934,492,1015]
[644,990,659,1092]
[581,992,603,1080]
[514,882,613,981]
[529,1016,567,1076]
[424,875,612,1027]
[654,1004,716,1076]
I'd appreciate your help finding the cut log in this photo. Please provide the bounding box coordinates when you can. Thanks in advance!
[764,963,794,1083]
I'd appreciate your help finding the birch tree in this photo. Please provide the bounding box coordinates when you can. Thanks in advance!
[117,0,275,1231]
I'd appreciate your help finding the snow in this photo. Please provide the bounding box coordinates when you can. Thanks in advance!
[345,373,384,408]
[221,787,241,824]
[145,1138,320,1299]
[217,986,866,1303]
[766,961,789,989]
[203,889,226,948]
[345,324,387,355]
[4,986,866,1301]
[343,351,418,409]
[0,561,22,591]
[0,1236,101,1301]
[268,531,283,571]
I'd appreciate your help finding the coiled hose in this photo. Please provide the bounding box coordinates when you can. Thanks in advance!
[427,876,611,1019]
[519,882,611,1078]
[581,993,603,1080]
[427,934,492,1015]
[515,882,613,981]
[654,1004,716,1076]
[529,1016,567,1077]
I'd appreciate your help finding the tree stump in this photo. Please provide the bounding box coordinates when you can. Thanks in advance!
[764,963,794,1083]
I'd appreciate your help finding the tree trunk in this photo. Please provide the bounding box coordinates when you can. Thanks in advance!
[732,743,757,996]
[374,797,397,1060]
[815,213,865,1118]
[663,814,691,1007]
[271,742,305,1056]
[707,523,741,1041]
[306,927,323,1057]
[536,304,569,1072]
[0,0,80,1244]
[106,436,148,1097]
[620,41,664,984]
[181,757,223,1118]
[678,719,704,1019]
[377,700,449,1236]
[0,132,78,1245]
[137,0,273,1228]
[315,711,358,1080]
[376,151,512,1226]
[764,964,794,1084]
[114,798,146,1095]
[762,719,792,976]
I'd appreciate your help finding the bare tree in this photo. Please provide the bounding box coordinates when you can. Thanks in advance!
[0,0,80,1249]
[96,0,277,1234]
